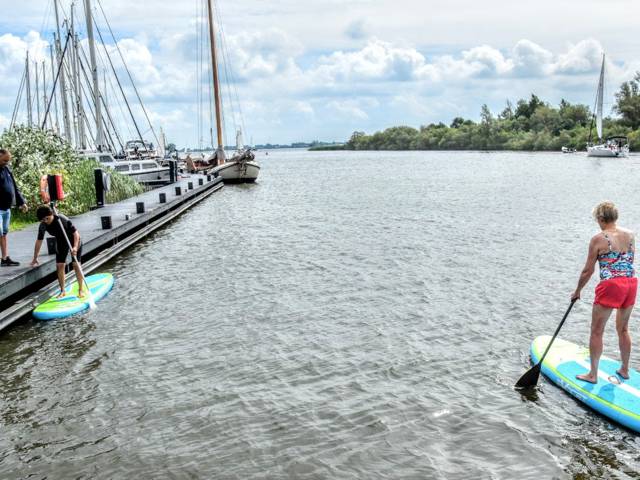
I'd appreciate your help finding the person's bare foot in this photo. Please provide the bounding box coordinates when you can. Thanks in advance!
[576,373,598,384]
[77,290,86,299]
[56,291,66,299]
[616,369,630,380]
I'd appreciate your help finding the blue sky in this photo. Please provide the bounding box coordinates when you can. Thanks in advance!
[1,0,639,147]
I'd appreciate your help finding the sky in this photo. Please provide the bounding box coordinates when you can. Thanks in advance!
[1,0,639,147]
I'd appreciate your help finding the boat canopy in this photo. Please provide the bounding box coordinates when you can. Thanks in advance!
[607,136,629,141]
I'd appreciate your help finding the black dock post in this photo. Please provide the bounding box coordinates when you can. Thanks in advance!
[175,186,182,196]
[207,174,212,182]
[169,160,178,183]
[46,237,57,254]
[188,181,194,190]
[94,168,109,208]
[136,202,145,214]
[101,216,112,229]
[198,178,204,186]
[159,192,167,203]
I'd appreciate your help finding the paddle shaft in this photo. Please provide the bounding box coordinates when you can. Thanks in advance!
[534,299,577,367]
[50,202,92,301]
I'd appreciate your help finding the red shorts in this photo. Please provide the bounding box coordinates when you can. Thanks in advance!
[594,277,638,309]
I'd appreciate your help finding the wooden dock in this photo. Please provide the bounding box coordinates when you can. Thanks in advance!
[0,173,223,332]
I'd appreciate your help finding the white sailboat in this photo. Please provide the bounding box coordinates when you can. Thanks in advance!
[587,54,630,158]
[203,0,260,183]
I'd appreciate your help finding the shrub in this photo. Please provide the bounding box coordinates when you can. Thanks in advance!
[0,125,144,225]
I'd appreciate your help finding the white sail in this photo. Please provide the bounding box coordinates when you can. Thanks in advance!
[158,127,167,158]
[595,54,605,140]
[236,128,244,151]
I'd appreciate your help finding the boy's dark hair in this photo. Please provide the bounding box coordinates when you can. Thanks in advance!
[36,205,53,221]
[0,148,8,156]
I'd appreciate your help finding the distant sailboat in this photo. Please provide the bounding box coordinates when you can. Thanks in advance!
[587,54,630,157]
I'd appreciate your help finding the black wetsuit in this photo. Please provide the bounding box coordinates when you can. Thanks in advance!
[38,214,83,263]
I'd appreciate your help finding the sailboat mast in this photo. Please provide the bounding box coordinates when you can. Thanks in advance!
[206,0,225,164]
[84,0,105,151]
[25,53,33,127]
[54,0,72,142]
[595,54,605,142]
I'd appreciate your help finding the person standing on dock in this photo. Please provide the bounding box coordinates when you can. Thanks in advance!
[0,149,28,266]
[30,205,86,299]
[571,202,637,383]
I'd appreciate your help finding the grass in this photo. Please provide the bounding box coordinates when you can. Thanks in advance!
[9,216,36,232]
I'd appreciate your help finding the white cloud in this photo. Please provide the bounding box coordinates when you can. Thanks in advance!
[312,39,427,83]
[293,101,314,116]
[327,100,369,121]
[553,39,603,74]
[512,40,553,76]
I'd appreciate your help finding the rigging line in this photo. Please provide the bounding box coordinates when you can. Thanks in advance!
[215,2,247,143]
[214,2,234,125]
[38,0,54,44]
[76,37,132,146]
[77,42,120,152]
[41,32,73,130]
[212,1,231,148]
[103,57,135,143]
[196,0,201,149]
[204,0,210,149]
[199,0,206,149]
[10,67,27,129]
[206,14,215,149]
[88,28,132,143]
[92,19,148,151]
[95,0,160,147]
[87,32,134,143]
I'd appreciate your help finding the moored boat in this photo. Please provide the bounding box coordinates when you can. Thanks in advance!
[587,54,630,157]
[201,0,260,184]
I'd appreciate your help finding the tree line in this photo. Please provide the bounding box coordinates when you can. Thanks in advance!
[320,72,640,152]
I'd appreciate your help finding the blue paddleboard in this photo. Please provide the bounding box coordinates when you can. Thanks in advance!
[531,335,640,433]
[33,273,114,320]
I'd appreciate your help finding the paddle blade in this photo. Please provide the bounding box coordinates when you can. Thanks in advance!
[82,278,97,310]
[515,363,541,389]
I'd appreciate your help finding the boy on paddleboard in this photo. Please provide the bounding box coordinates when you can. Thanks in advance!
[571,202,636,383]
[30,205,87,298]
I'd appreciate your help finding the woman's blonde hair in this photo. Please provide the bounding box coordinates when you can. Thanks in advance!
[593,201,619,223]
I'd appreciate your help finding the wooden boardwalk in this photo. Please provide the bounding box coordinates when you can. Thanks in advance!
[0,173,223,331]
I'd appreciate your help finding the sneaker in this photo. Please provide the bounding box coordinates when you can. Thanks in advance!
[1,257,20,266]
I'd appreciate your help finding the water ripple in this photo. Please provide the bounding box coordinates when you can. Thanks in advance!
[3,151,640,478]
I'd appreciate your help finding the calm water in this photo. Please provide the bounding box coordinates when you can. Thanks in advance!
[3,150,640,479]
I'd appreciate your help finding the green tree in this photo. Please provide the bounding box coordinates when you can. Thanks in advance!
[558,100,590,130]
[450,117,465,129]
[346,131,366,150]
[499,100,514,120]
[614,72,640,129]
[530,105,561,134]
[515,94,544,120]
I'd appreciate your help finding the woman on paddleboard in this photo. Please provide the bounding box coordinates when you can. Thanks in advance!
[572,201,637,383]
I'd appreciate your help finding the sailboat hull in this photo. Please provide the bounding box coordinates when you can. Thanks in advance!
[212,161,260,183]
[587,145,629,158]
